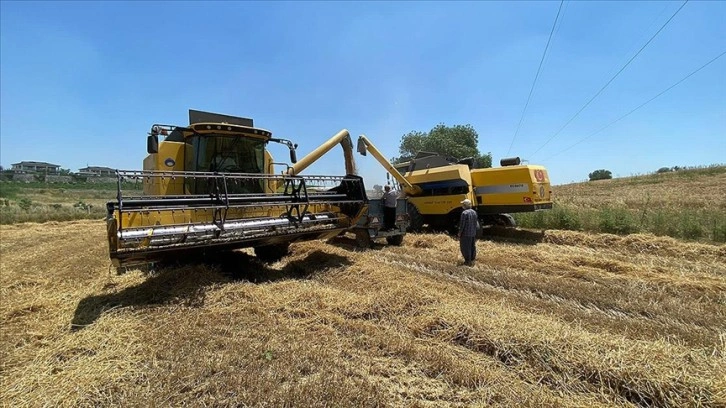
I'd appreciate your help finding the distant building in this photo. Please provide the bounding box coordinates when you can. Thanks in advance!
[78,166,116,176]
[11,161,61,173]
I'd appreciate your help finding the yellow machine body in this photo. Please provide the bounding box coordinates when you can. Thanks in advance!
[357,135,552,231]
[470,164,552,214]
[402,164,473,217]
[106,111,369,267]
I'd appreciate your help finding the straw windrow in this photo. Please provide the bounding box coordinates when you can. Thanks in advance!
[1,221,724,407]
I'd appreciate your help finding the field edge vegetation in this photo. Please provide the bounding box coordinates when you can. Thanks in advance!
[515,164,726,243]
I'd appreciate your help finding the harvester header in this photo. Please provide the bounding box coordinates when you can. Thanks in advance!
[106,110,369,268]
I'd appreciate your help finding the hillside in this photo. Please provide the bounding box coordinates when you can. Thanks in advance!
[515,165,726,242]
[1,220,724,407]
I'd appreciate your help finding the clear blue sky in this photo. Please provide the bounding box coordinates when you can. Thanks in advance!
[1,1,724,185]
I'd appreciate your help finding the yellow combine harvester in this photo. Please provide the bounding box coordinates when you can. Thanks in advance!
[357,135,552,233]
[106,110,369,267]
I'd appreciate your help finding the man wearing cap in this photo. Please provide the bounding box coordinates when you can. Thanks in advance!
[458,198,479,266]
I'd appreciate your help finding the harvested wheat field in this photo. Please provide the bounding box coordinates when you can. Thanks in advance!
[1,220,725,407]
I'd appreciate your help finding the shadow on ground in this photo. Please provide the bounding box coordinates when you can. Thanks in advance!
[325,234,388,252]
[480,227,546,245]
[71,249,351,331]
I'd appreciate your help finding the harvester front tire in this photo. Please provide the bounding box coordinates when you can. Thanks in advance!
[386,234,404,246]
[355,229,372,249]
[254,243,290,263]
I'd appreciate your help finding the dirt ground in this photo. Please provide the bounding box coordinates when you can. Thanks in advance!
[1,220,724,407]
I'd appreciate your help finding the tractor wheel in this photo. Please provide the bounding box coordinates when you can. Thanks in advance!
[407,202,424,232]
[354,229,372,249]
[496,214,517,227]
[385,234,404,246]
[254,243,291,263]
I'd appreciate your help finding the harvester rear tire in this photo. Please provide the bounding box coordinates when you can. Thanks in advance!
[496,214,517,227]
[254,243,290,263]
[407,203,424,232]
[386,234,404,246]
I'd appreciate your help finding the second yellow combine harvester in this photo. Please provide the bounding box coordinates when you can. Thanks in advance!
[106,110,371,268]
[357,135,553,233]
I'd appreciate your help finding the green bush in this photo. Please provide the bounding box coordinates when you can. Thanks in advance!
[552,206,582,230]
[598,207,639,235]
[18,198,32,211]
[588,169,612,181]
[712,221,726,243]
[680,220,704,240]
[0,204,106,224]
[648,210,679,238]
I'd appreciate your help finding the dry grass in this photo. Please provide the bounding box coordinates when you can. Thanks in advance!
[516,166,726,242]
[1,221,725,407]
[555,167,726,212]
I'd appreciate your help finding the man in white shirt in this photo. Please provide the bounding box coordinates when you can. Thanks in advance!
[381,184,398,231]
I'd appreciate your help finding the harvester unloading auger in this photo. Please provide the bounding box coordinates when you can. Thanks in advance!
[106,110,369,268]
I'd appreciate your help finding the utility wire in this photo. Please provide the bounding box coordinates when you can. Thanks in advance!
[552,0,571,40]
[544,50,725,161]
[529,0,689,158]
[507,0,565,156]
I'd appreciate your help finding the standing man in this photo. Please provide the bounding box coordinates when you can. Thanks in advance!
[458,198,479,266]
[381,184,398,231]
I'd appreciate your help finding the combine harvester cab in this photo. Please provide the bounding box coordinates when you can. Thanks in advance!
[106,110,369,268]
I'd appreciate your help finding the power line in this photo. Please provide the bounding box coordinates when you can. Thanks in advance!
[544,50,725,161]
[552,0,571,41]
[506,0,565,156]
[529,0,689,158]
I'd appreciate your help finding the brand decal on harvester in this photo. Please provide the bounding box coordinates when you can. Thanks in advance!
[475,184,530,194]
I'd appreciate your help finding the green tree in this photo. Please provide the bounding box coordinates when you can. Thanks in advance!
[59,168,71,175]
[656,167,672,174]
[588,169,612,181]
[393,123,492,168]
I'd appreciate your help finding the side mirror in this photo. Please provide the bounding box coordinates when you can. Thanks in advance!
[289,148,297,164]
[147,134,159,154]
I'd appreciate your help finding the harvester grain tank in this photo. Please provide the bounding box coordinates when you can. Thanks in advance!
[105,110,370,268]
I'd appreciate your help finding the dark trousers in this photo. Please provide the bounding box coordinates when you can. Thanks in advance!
[383,206,396,230]
[460,236,476,263]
